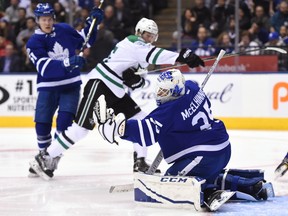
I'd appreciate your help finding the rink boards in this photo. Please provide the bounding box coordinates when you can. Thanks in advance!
[0,73,288,130]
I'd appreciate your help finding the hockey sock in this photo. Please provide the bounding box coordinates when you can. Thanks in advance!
[47,122,89,158]
[36,122,52,150]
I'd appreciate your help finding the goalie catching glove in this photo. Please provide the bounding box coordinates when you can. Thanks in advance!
[93,95,126,145]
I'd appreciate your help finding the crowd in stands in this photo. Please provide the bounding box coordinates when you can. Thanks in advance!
[179,0,288,59]
[0,0,167,73]
[0,0,287,73]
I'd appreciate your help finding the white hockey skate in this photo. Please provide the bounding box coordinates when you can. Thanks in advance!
[205,190,235,211]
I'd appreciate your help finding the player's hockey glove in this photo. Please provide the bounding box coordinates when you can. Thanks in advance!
[62,55,86,72]
[86,8,104,27]
[123,68,145,90]
[176,48,205,68]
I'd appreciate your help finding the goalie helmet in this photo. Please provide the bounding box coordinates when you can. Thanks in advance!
[34,3,55,18]
[155,69,185,106]
[135,18,159,42]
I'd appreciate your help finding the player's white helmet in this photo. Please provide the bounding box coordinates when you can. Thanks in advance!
[135,18,159,42]
[155,69,185,106]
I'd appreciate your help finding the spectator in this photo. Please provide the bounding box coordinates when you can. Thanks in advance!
[190,26,215,56]
[102,5,122,42]
[239,7,251,31]
[270,0,288,33]
[181,8,198,39]
[265,31,286,71]
[210,0,234,38]
[191,0,211,29]
[25,0,38,18]
[4,0,20,25]
[269,0,282,16]
[114,0,133,38]
[215,31,234,54]
[14,7,27,37]
[238,30,260,55]
[265,31,285,46]
[0,35,12,57]
[0,18,14,42]
[54,2,67,23]
[225,15,236,43]
[16,17,36,49]
[0,43,21,73]
[279,25,288,44]
[251,5,271,32]
[248,21,267,45]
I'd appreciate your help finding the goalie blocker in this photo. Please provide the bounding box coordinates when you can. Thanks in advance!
[134,169,274,212]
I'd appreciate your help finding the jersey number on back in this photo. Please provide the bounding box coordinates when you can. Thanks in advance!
[192,101,213,130]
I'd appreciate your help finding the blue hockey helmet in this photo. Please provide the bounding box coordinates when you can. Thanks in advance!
[34,3,55,18]
[155,69,185,106]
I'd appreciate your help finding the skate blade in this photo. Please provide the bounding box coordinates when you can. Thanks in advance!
[28,172,39,178]
[262,182,275,198]
[29,160,52,181]
[208,191,235,211]
[274,164,288,180]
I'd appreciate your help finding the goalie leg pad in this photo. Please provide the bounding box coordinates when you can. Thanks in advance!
[134,173,206,211]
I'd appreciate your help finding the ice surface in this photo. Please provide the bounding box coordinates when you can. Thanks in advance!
[0,128,288,216]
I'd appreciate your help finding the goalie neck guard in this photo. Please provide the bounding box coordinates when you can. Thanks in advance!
[155,69,185,106]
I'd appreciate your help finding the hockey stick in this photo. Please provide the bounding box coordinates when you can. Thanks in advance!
[144,46,287,74]
[79,0,104,57]
[109,50,227,193]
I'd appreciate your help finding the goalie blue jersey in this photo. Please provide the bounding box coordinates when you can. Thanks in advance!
[26,23,96,91]
[123,80,230,164]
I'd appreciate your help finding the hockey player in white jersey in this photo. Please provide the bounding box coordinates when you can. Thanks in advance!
[29,17,205,180]
[94,69,274,211]
[27,3,103,177]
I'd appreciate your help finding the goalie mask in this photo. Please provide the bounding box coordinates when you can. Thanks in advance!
[135,18,159,42]
[155,69,185,106]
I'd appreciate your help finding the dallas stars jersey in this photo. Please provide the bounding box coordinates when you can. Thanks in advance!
[26,23,97,91]
[122,80,230,164]
[87,35,179,98]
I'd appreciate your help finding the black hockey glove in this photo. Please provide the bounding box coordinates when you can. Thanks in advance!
[62,55,86,72]
[176,48,205,68]
[123,68,145,90]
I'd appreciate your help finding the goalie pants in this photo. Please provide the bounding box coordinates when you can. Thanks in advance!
[165,145,231,188]
[75,79,141,130]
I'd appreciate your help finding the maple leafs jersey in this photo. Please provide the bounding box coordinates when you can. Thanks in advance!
[122,80,230,164]
[26,23,96,91]
[87,35,180,98]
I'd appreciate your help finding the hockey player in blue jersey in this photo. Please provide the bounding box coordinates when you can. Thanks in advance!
[95,69,273,210]
[26,3,104,177]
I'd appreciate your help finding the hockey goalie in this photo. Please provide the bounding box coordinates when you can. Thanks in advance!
[94,69,275,212]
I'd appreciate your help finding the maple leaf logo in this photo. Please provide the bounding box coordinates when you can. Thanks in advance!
[48,42,69,60]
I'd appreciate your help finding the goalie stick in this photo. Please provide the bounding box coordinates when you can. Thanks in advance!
[141,46,287,74]
[109,50,226,193]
